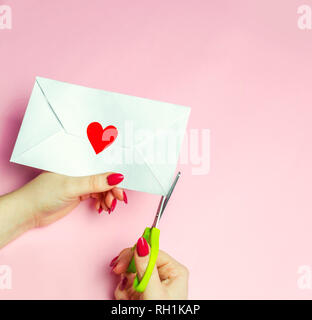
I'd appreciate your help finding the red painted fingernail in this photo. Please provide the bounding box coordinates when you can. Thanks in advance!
[111,261,119,273]
[120,276,128,290]
[111,261,118,269]
[109,256,118,267]
[108,208,111,214]
[111,198,117,212]
[123,191,128,204]
[107,173,124,186]
[136,237,149,257]
[98,207,103,214]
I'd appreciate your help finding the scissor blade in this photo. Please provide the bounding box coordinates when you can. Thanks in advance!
[159,171,181,220]
[152,196,166,228]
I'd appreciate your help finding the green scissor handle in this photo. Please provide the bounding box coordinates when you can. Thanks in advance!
[126,227,160,292]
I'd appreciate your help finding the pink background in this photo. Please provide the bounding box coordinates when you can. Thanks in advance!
[1,0,312,299]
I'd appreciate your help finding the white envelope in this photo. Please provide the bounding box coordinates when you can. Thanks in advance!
[10,77,190,195]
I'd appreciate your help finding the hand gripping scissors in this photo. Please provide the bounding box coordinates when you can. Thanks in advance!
[126,172,181,292]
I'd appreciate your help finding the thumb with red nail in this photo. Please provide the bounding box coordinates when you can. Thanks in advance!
[113,239,189,300]
[133,237,165,299]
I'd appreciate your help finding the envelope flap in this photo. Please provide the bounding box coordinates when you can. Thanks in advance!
[36,77,190,147]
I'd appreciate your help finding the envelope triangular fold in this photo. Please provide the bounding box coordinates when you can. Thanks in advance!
[10,81,63,161]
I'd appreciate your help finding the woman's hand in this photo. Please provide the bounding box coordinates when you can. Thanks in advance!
[112,237,189,300]
[0,172,126,247]
[19,171,127,227]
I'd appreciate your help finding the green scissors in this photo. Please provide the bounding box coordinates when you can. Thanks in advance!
[126,172,181,292]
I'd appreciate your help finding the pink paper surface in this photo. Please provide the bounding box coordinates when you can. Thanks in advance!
[1,0,312,299]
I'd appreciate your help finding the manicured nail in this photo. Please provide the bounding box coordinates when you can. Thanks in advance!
[109,256,118,267]
[111,198,117,212]
[120,276,128,290]
[108,208,111,214]
[98,207,103,214]
[107,173,124,186]
[111,259,119,272]
[123,191,128,204]
[136,237,149,257]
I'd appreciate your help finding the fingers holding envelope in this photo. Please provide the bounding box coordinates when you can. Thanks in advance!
[96,187,127,214]
[93,187,127,214]
[72,172,127,214]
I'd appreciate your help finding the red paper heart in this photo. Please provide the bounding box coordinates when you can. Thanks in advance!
[87,122,118,154]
